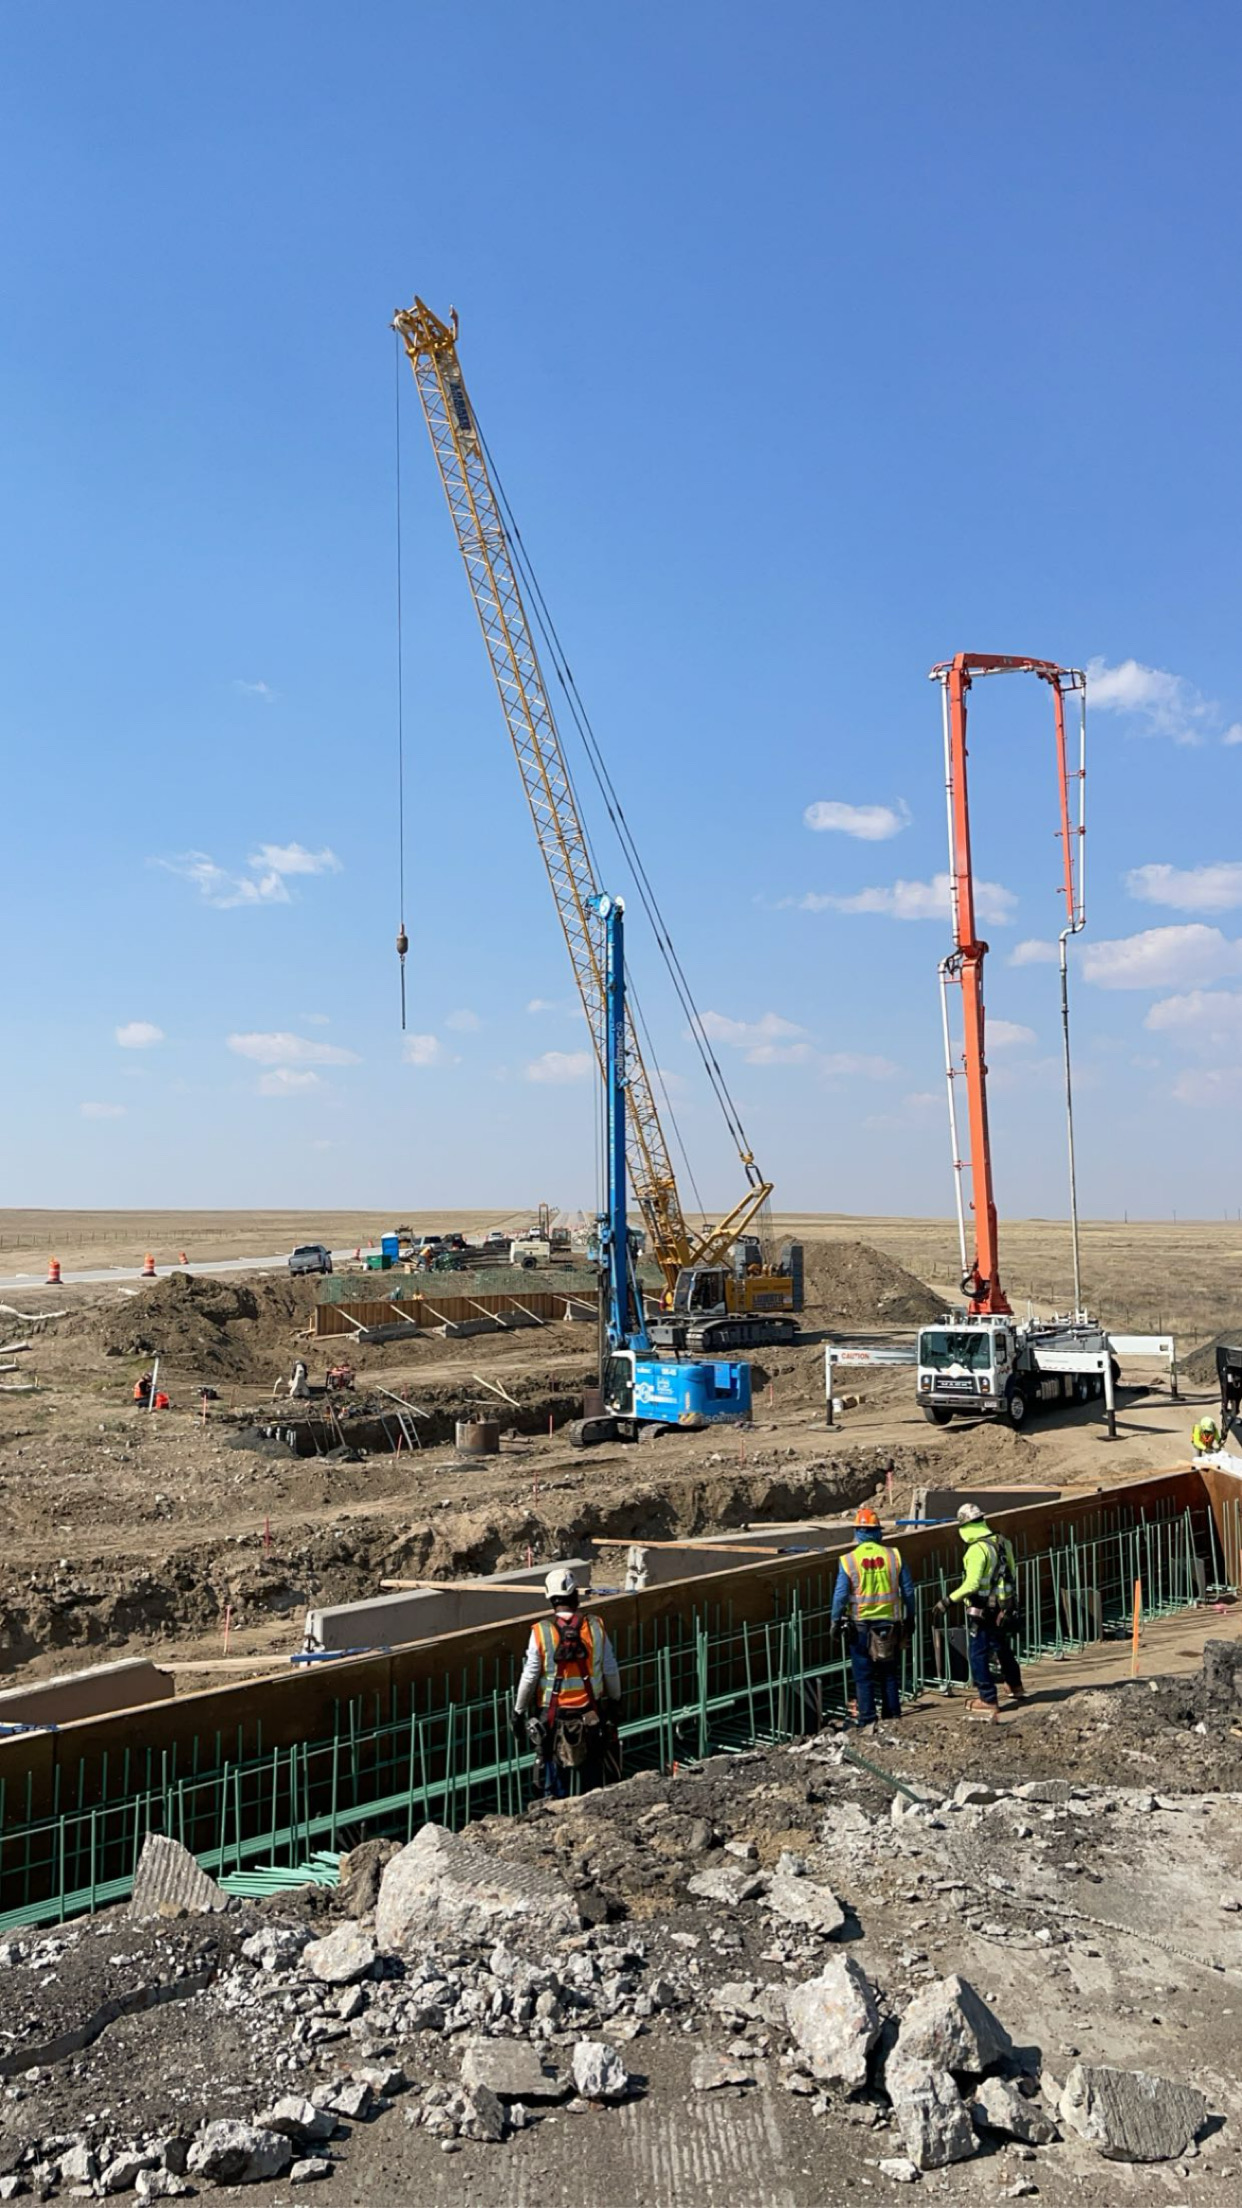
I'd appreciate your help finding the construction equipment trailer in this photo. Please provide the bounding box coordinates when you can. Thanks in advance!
[915,654,1118,1428]
[570,895,752,1447]
[394,296,800,1352]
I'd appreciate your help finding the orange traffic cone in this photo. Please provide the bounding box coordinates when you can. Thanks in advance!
[178,1250,188,1265]
[353,1247,361,1261]
[47,1257,62,1285]
[141,1252,157,1279]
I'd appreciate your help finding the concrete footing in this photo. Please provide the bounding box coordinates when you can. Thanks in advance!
[0,1658,174,1729]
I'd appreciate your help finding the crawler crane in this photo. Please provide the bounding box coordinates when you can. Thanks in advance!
[393,296,801,1351]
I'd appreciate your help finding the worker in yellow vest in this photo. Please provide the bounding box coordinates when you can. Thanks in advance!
[1192,1416,1221,1459]
[511,1568,622,1797]
[830,1507,915,1729]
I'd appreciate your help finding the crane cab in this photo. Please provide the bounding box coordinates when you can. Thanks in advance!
[570,1349,752,1448]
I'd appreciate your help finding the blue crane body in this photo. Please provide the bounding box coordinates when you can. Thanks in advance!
[570,895,752,1448]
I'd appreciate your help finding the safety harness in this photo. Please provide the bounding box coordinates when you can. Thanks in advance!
[538,1611,601,1769]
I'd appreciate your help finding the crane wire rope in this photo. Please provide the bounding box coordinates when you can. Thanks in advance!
[393,333,409,1028]
[476,423,761,1186]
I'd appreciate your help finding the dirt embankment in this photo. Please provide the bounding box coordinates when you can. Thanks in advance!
[801,1239,942,1328]
[85,1272,319,1381]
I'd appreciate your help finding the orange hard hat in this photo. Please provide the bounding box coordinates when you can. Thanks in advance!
[855,1505,881,1530]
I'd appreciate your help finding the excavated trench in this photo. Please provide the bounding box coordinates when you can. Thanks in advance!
[0,1454,888,1671]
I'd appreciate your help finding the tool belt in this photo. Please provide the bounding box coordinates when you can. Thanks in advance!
[864,1619,904,1661]
[551,1709,600,1768]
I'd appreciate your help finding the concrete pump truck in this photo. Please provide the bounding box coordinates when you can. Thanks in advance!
[915,655,1119,1428]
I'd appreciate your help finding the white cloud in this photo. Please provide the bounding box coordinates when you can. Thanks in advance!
[445,1009,482,1032]
[159,842,341,909]
[525,1050,594,1084]
[80,1101,126,1119]
[1082,924,1242,991]
[249,842,342,878]
[1008,938,1059,967]
[235,679,277,702]
[403,1034,456,1068]
[526,997,572,1015]
[1127,861,1242,914]
[987,1019,1036,1048]
[300,1012,331,1026]
[745,1041,817,1066]
[803,799,910,842]
[115,1021,164,1049]
[800,873,1016,926]
[1224,724,1242,748]
[228,1032,361,1067]
[1145,989,1242,1052]
[864,1089,941,1130]
[1085,656,1234,746]
[258,1068,321,1097]
[700,1010,808,1049]
[818,1051,898,1080]
[1172,1066,1242,1108]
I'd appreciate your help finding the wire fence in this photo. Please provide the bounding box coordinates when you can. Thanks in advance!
[0,1494,1233,1933]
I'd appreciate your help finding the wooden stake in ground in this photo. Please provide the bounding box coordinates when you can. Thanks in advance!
[1131,1577,1143,1675]
[222,1603,233,1656]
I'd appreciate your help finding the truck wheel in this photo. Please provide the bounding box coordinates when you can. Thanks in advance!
[922,1406,953,1426]
[1004,1383,1029,1427]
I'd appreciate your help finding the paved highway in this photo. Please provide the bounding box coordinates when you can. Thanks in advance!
[0,1250,359,1292]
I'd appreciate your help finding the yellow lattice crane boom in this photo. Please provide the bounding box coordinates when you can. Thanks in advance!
[394,296,786,1317]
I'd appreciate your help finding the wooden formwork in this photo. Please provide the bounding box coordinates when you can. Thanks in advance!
[313,1287,599,1338]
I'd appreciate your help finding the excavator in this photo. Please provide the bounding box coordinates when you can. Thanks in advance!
[393,296,800,1354]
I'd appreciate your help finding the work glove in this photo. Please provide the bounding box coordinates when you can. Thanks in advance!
[509,1704,528,1742]
[603,1698,623,1726]
[933,1599,947,1619]
[526,1717,546,1750]
[834,1617,851,1640]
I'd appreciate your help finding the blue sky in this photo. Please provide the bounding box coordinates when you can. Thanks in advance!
[4,0,1241,1218]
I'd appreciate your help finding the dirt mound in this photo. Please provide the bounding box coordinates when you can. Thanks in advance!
[801,1239,941,1328]
[1182,1329,1242,1384]
[95,1271,314,1379]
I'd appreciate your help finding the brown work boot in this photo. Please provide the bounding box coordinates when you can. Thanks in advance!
[966,1698,1002,1723]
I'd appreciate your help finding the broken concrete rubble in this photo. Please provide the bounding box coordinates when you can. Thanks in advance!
[460,2039,565,2100]
[785,1956,880,2088]
[884,2057,977,2170]
[971,2074,1058,2144]
[571,2040,633,2101]
[301,1920,378,1986]
[185,2120,293,2184]
[375,1821,580,1950]
[892,1973,1014,2076]
[128,1835,229,1919]
[1059,2061,1211,2162]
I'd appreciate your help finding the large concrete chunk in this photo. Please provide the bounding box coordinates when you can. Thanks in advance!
[886,2059,977,2170]
[971,2076,1059,2144]
[460,2040,566,2101]
[1059,2063,1210,2162]
[253,2097,337,2145]
[765,1868,846,1938]
[302,1921,378,1986]
[186,2121,293,2184]
[786,1957,880,2088]
[571,2041,633,2101]
[130,1834,229,1918]
[376,1822,580,1952]
[894,1974,1013,2076]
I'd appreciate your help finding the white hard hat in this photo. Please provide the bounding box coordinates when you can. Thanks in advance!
[544,1566,579,1603]
[957,1502,985,1524]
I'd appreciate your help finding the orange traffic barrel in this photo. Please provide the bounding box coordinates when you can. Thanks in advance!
[141,1252,157,1279]
[46,1256,62,1285]
[178,1250,188,1265]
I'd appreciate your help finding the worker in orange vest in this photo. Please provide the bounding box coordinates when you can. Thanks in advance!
[133,1372,153,1406]
[511,1568,622,1797]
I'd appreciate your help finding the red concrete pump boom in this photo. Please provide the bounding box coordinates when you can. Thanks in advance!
[929,653,1087,1318]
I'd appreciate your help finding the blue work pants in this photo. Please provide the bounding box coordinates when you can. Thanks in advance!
[847,1624,903,1725]
[966,1612,1024,1705]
